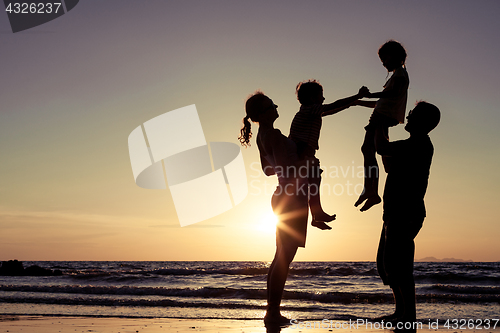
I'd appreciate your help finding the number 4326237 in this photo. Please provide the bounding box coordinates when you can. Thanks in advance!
[444,319,499,330]
[5,2,62,14]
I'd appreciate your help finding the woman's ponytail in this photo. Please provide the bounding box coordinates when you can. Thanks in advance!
[239,115,252,147]
[239,91,267,147]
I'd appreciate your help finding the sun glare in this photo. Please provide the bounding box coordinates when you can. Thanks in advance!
[256,212,278,235]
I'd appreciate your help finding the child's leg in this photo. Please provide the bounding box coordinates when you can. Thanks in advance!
[309,165,336,229]
[355,129,381,211]
[380,126,391,173]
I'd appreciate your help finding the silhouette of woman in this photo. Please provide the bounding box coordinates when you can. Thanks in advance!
[239,91,309,325]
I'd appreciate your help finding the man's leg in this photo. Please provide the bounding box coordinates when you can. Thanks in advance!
[392,285,406,318]
[387,221,422,324]
[374,225,404,321]
[398,280,416,322]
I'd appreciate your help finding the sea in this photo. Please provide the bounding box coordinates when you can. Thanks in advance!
[0,261,499,325]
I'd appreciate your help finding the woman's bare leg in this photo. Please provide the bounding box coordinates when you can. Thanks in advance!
[265,242,298,323]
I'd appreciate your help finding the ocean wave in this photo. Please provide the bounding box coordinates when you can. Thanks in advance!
[423,284,500,295]
[415,272,500,284]
[64,267,380,279]
[17,262,498,283]
[0,294,272,310]
[0,285,267,299]
[1,285,498,304]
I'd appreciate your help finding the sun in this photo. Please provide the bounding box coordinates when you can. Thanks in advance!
[256,211,279,235]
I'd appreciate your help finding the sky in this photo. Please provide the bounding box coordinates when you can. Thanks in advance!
[1,0,499,261]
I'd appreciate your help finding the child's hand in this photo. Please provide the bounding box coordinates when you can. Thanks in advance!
[358,86,370,98]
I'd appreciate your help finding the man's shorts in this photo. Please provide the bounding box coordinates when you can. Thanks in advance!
[376,217,423,286]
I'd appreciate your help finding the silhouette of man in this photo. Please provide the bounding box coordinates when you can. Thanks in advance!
[373,101,440,326]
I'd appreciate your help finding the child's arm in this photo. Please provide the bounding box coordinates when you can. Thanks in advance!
[365,76,407,100]
[322,86,369,116]
[352,100,377,108]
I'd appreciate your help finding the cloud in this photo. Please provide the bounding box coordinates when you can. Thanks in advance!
[0,208,168,228]
[148,224,224,228]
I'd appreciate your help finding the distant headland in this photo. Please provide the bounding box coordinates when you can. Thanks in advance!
[415,256,473,262]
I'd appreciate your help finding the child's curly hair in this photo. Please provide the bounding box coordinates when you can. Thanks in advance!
[295,79,323,106]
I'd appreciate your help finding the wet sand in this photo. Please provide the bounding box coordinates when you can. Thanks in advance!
[0,315,458,333]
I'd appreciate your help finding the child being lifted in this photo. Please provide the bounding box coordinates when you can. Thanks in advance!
[290,80,368,230]
[354,40,409,212]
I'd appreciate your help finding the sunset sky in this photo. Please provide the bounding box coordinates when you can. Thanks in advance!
[1,0,499,261]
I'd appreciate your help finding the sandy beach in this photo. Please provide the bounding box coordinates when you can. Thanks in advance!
[3,315,489,333]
